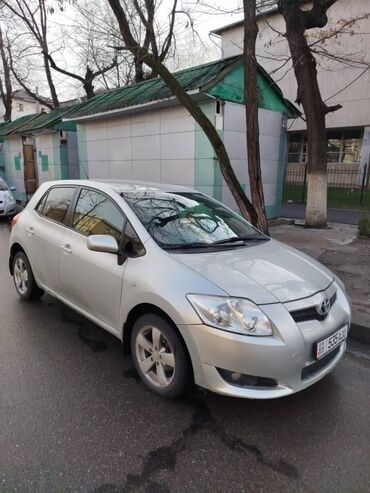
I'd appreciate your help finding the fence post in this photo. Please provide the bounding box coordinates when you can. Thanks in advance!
[360,163,367,206]
[302,164,307,203]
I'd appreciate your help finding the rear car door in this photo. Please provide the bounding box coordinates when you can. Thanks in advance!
[24,185,76,294]
[59,187,127,331]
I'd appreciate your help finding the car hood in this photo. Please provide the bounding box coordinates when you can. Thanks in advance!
[171,239,334,304]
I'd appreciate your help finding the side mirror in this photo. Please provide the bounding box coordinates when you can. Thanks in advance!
[10,186,16,191]
[87,235,118,254]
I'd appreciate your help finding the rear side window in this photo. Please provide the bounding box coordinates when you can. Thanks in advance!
[37,187,75,224]
[72,188,124,242]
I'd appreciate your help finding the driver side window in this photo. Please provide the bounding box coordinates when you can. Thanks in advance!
[72,188,124,242]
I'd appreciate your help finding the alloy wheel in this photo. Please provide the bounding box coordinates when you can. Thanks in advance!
[14,257,29,295]
[135,325,176,388]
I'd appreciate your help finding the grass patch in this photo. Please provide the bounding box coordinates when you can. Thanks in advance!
[283,184,370,210]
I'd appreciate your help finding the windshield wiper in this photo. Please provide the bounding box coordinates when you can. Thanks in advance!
[161,242,218,250]
[211,235,269,245]
[161,236,269,250]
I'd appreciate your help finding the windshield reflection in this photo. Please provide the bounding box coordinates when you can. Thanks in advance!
[121,191,266,249]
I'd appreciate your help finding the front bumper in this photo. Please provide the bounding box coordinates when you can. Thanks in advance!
[0,200,16,217]
[178,283,351,399]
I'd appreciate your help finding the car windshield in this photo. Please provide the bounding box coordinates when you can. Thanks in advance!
[0,179,8,191]
[121,191,267,249]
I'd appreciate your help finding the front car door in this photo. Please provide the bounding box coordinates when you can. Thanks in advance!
[59,187,127,332]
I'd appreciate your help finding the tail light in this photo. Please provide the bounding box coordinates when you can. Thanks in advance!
[11,213,21,228]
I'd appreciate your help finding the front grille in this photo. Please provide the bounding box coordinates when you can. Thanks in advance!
[301,345,341,380]
[290,292,337,323]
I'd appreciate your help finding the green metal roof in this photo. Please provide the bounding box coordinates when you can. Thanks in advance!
[0,55,298,138]
[64,55,298,120]
[64,56,242,120]
[0,113,40,137]
[12,105,77,134]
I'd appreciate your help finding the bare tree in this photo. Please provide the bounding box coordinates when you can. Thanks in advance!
[243,0,268,233]
[2,0,60,107]
[45,54,118,99]
[107,0,257,222]
[0,27,13,120]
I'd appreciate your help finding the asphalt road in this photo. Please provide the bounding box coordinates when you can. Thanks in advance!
[281,204,362,225]
[0,219,369,493]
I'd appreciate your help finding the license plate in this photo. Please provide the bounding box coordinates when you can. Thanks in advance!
[315,325,348,359]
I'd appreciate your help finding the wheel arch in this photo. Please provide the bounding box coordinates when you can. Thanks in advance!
[122,303,194,381]
[9,242,26,275]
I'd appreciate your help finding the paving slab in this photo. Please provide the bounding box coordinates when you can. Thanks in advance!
[269,222,370,344]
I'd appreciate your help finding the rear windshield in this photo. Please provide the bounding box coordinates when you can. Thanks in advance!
[121,191,265,248]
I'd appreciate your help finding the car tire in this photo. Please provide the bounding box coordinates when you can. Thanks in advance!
[12,251,44,301]
[131,313,192,399]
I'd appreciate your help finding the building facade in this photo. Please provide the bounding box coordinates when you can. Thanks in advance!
[211,0,370,175]
[0,109,78,203]
[0,89,50,121]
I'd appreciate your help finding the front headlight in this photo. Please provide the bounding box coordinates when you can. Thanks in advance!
[187,294,272,336]
[4,191,14,202]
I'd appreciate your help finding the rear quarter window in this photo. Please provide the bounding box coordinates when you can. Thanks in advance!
[36,187,76,224]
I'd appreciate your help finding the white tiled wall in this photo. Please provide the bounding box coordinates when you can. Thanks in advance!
[222,102,283,211]
[85,105,196,187]
[35,133,59,184]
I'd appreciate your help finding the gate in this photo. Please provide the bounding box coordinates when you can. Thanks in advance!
[23,144,37,196]
[283,164,370,209]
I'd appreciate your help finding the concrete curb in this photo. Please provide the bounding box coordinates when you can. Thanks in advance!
[349,322,370,345]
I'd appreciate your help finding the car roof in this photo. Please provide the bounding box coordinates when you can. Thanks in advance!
[42,179,196,194]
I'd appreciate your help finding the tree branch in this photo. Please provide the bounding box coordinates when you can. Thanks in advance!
[302,0,338,29]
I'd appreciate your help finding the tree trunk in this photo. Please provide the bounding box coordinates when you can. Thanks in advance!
[134,58,145,83]
[0,27,12,121]
[2,88,12,121]
[279,1,340,228]
[43,53,59,108]
[243,0,268,234]
[107,0,258,223]
[83,67,95,99]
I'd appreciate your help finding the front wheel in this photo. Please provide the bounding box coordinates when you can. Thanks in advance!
[13,251,44,301]
[131,314,191,398]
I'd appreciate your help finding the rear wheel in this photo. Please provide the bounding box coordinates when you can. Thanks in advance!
[131,313,191,398]
[13,251,44,301]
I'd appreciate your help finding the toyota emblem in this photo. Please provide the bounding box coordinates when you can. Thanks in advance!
[317,298,331,316]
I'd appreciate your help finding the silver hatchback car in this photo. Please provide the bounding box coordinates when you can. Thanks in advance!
[0,177,16,217]
[9,180,351,399]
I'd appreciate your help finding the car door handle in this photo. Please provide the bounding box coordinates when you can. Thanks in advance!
[61,243,72,254]
[26,226,34,236]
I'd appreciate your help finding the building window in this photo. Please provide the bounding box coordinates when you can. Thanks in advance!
[18,103,24,112]
[328,129,362,164]
[288,129,362,165]
[287,133,307,164]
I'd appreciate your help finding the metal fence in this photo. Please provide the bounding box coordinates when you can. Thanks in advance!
[283,164,370,209]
